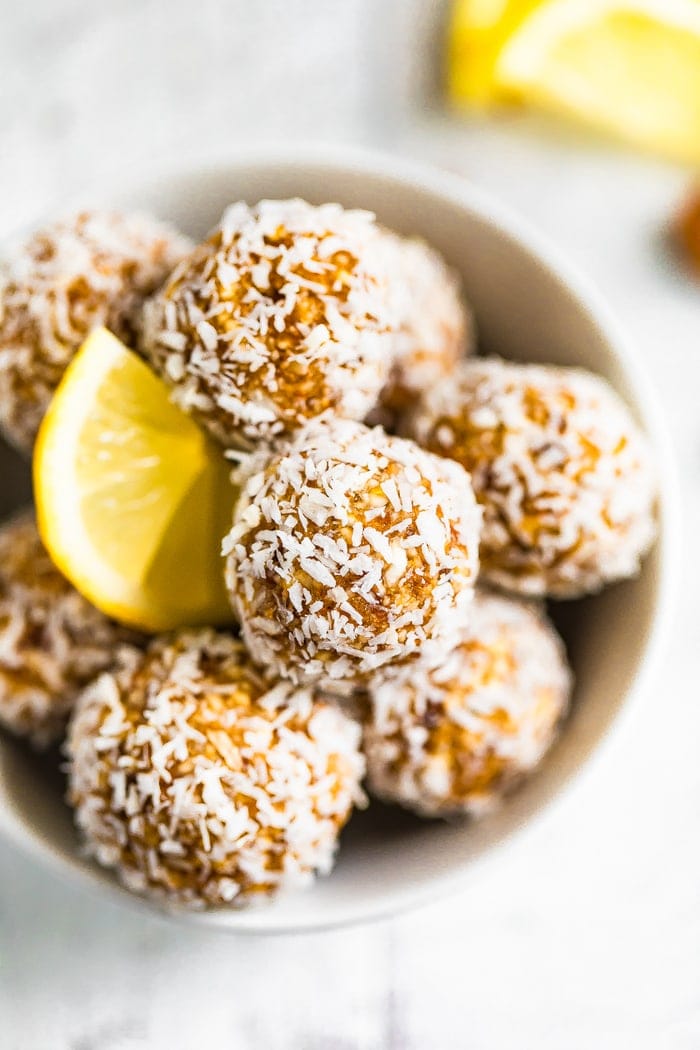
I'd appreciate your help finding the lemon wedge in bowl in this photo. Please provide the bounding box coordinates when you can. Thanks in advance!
[492,0,700,163]
[34,328,237,632]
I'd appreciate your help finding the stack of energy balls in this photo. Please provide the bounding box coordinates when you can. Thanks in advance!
[0,199,657,910]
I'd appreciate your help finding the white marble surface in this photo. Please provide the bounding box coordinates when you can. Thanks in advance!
[1,2,699,1047]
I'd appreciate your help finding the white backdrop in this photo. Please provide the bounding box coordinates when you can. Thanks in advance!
[1,2,699,1047]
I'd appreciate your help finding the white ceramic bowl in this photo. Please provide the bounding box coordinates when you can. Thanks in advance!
[0,148,678,933]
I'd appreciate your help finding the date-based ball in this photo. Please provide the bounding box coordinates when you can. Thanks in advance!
[0,211,192,452]
[0,512,141,748]
[224,417,481,686]
[142,199,398,449]
[363,589,572,817]
[67,629,365,909]
[410,358,657,598]
[378,233,473,420]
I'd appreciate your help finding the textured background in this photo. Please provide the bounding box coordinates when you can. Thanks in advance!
[1,1,699,1047]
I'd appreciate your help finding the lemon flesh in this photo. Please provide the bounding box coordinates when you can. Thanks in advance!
[493,0,700,162]
[34,328,237,632]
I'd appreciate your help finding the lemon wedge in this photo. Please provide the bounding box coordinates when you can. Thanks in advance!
[492,0,700,162]
[448,0,542,105]
[34,328,237,632]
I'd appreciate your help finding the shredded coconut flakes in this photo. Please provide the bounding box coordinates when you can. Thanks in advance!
[225,417,482,686]
[0,512,143,748]
[410,357,657,598]
[143,199,400,449]
[0,211,192,452]
[366,231,474,427]
[364,589,572,817]
[67,628,365,910]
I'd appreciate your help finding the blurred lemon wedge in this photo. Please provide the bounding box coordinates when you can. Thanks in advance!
[448,0,542,104]
[449,0,700,163]
[34,328,237,632]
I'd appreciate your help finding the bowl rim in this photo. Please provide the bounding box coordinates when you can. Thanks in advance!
[0,144,682,934]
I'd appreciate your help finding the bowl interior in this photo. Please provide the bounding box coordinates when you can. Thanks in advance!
[0,154,671,932]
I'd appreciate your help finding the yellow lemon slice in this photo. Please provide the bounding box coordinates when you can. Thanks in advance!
[493,0,700,162]
[448,0,542,105]
[34,328,237,632]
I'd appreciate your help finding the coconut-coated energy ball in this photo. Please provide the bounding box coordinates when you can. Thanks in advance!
[142,199,398,449]
[67,629,365,909]
[0,211,192,452]
[224,417,482,686]
[377,232,474,419]
[0,512,141,748]
[410,358,657,598]
[363,589,572,817]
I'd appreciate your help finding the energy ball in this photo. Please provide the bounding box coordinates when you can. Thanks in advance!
[0,211,192,452]
[0,512,141,748]
[142,199,398,449]
[67,629,365,909]
[377,232,473,420]
[224,417,482,686]
[410,358,657,598]
[363,589,572,817]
